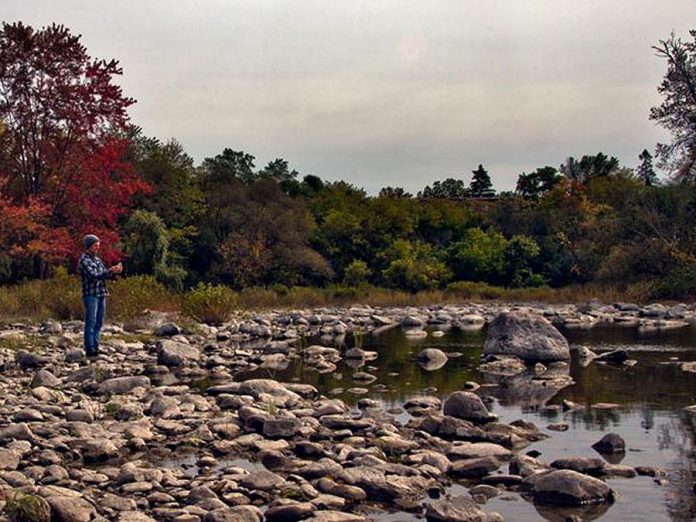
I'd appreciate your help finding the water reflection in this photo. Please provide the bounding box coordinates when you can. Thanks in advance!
[235,322,696,522]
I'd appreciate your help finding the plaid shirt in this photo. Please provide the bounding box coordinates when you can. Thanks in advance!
[78,252,113,297]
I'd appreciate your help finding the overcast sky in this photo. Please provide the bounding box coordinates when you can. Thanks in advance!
[5,1,696,193]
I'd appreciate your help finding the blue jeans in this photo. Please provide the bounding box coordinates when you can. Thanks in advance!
[83,295,106,353]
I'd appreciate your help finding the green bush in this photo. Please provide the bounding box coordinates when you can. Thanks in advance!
[109,275,179,320]
[343,260,371,287]
[182,283,237,325]
[654,264,696,299]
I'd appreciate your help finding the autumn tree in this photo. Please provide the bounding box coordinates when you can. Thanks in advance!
[0,22,145,271]
[0,22,134,196]
[0,181,71,282]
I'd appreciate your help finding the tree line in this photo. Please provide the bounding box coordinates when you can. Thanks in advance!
[1,22,695,298]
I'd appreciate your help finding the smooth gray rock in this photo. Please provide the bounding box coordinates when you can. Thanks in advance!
[157,339,200,366]
[530,469,615,506]
[484,311,570,362]
[442,391,497,424]
[550,457,606,477]
[238,470,285,491]
[15,349,49,369]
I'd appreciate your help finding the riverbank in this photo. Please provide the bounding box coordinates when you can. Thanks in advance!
[0,303,694,521]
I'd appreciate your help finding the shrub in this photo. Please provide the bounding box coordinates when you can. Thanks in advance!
[182,283,237,325]
[343,260,371,287]
[654,264,696,299]
[109,275,179,320]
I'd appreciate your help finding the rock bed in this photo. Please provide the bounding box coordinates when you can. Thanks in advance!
[0,301,693,522]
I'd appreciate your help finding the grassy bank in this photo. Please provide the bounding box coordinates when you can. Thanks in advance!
[0,274,664,325]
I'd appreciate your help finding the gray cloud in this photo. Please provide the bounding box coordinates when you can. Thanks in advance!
[4,0,693,193]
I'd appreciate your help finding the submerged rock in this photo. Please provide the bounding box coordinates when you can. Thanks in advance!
[591,433,626,454]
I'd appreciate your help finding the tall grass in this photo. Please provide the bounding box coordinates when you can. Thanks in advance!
[0,276,673,324]
[0,274,179,323]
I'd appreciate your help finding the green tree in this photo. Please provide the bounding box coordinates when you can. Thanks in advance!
[258,158,302,195]
[637,149,658,186]
[447,228,507,283]
[503,235,543,287]
[650,31,696,182]
[516,166,562,198]
[202,178,332,288]
[121,210,187,289]
[201,148,256,185]
[128,130,204,228]
[559,153,620,184]
[378,186,412,199]
[419,178,468,199]
[380,240,451,291]
[469,164,495,197]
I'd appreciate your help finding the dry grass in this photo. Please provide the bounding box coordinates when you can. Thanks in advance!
[0,276,666,324]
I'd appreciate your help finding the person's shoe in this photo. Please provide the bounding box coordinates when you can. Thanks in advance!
[85,348,99,358]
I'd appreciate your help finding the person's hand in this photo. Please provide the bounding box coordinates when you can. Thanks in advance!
[110,262,123,274]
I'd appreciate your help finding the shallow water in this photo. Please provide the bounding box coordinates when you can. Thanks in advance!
[238,323,696,521]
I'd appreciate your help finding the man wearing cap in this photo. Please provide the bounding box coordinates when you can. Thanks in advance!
[77,235,123,357]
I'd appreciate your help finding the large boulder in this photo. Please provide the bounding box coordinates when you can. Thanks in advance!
[529,469,615,506]
[483,311,570,362]
[442,392,497,424]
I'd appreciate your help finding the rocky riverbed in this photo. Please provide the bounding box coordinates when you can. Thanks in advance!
[0,301,694,522]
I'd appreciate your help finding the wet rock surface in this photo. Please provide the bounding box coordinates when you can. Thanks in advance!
[0,302,692,521]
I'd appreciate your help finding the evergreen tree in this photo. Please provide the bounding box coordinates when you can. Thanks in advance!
[637,149,658,186]
[469,164,495,197]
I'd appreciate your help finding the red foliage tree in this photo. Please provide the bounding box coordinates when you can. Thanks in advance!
[0,22,148,275]
[0,180,72,277]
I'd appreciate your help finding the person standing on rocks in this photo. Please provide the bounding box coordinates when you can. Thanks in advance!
[78,234,123,357]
